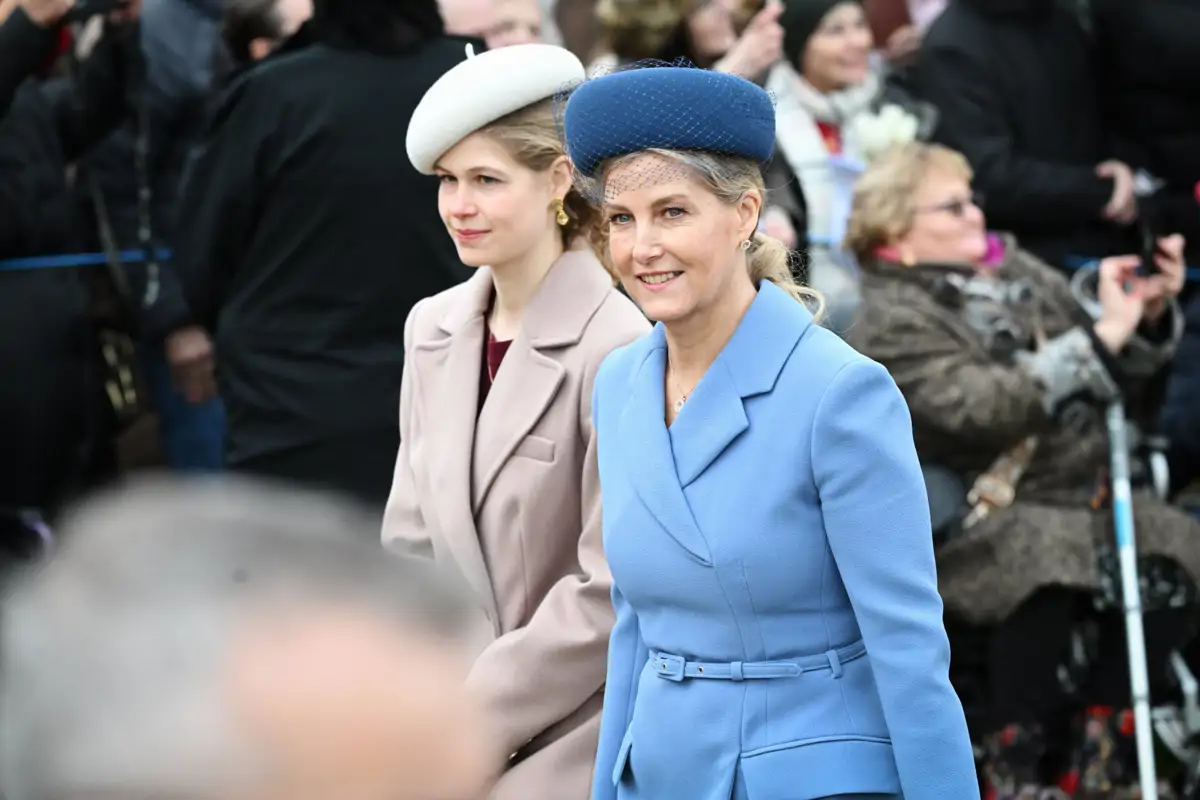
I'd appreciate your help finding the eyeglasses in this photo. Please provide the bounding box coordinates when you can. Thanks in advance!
[918,192,985,218]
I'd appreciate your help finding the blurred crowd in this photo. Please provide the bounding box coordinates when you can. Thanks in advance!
[1,0,1199,796]
[0,0,1196,527]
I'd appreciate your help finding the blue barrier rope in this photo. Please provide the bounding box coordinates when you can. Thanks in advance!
[0,248,172,272]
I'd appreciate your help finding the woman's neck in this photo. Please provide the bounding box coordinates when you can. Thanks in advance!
[787,68,879,122]
[664,277,757,384]
[488,234,565,339]
[804,72,843,96]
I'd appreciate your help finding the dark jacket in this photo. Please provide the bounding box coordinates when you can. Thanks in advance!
[1093,0,1200,261]
[1161,293,1200,492]
[914,0,1134,267]
[80,0,224,340]
[173,37,470,504]
[0,6,57,117]
[0,12,139,514]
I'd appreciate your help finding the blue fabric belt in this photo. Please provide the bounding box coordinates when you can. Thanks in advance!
[651,640,867,683]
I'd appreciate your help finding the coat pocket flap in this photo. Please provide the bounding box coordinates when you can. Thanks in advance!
[611,726,634,786]
[739,735,899,799]
[514,434,556,463]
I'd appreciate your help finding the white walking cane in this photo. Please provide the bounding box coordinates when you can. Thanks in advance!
[1107,400,1158,800]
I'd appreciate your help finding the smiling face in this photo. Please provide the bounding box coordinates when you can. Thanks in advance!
[801,1,874,92]
[434,131,568,269]
[603,151,760,324]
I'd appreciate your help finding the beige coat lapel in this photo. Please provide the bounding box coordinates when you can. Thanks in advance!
[471,249,613,511]
[411,269,496,617]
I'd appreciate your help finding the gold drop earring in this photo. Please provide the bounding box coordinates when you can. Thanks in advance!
[552,199,569,227]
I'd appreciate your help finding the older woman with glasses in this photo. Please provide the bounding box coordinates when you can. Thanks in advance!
[846,142,1196,800]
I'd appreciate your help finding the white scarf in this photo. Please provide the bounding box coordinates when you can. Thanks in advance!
[766,62,879,244]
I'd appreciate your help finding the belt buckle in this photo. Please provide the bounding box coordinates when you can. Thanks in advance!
[653,653,685,682]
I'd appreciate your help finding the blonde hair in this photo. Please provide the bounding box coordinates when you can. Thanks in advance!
[595,0,693,61]
[479,99,605,257]
[844,142,973,264]
[600,148,824,318]
[594,0,759,62]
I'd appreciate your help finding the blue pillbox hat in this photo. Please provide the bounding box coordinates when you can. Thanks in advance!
[562,66,776,179]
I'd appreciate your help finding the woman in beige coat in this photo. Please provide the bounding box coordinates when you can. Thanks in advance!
[384,43,649,799]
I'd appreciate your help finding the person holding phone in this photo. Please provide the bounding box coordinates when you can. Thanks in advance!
[846,142,1195,798]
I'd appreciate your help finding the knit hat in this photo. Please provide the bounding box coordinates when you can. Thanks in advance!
[780,0,860,66]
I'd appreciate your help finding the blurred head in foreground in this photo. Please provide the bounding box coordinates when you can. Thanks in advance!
[0,477,500,800]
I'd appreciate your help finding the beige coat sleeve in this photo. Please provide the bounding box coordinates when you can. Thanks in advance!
[381,300,432,560]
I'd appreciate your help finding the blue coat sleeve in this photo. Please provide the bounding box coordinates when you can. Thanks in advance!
[812,359,979,800]
[592,584,646,800]
[591,371,649,800]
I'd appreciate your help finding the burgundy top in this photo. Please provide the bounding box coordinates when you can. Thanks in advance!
[479,320,513,408]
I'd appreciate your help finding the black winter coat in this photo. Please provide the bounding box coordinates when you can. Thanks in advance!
[174,37,471,506]
[79,0,225,341]
[1093,0,1200,261]
[914,0,1135,267]
[0,13,139,514]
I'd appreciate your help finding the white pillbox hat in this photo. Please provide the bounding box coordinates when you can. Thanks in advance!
[406,43,586,175]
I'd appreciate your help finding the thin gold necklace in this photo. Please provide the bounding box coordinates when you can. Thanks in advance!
[667,355,690,413]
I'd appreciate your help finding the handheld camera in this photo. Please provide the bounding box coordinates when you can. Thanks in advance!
[1134,173,1165,277]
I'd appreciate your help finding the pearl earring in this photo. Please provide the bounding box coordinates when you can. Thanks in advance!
[740,240,751,252]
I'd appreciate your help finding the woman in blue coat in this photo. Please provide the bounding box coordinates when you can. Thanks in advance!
[562,66,979,800]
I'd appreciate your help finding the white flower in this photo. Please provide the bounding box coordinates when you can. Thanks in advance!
[847,104,920,164]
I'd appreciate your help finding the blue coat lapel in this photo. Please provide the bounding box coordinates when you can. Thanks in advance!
[669,282,814,487]
[614,283,814,562]
[669,360,747,488]
[618,329,713,566]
